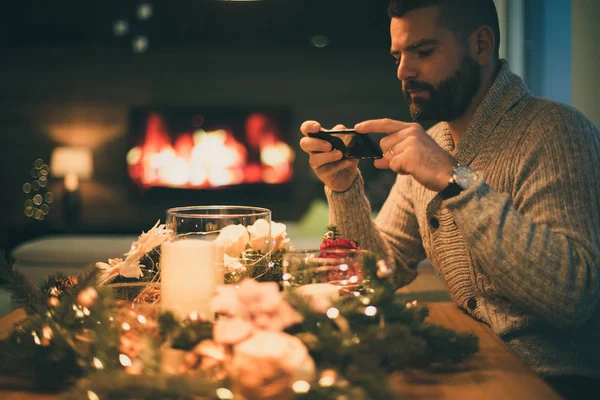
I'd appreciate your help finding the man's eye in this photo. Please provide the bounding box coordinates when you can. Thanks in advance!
[418,49,434,58]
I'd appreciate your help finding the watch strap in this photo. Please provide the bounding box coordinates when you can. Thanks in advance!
[439,180,462,200]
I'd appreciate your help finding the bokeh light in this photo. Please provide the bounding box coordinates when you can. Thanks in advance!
[23,158,53,220]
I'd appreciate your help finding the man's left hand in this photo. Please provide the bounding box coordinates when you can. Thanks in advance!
[355,118,457,192]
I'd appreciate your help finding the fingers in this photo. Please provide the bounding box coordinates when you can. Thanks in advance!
[379,126,419,156]
[326,124,348,131]
[300,120,322,136]
[300,136,333,153]
[318,158,358,178]
[374,158,390,170]
[300,122,348,154]
[309,150,343,169]
[354,118,413,134]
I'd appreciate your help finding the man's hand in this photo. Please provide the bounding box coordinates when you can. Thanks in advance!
[355,119,457,192]
[299,120,359,192]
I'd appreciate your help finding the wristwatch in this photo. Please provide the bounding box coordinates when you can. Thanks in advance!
[439,165,478,200]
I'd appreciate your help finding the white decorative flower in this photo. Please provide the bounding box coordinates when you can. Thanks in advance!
[247,219,270,253]
[96,257,144,285]
[270,221,291,251]
[96,220,171,285]
[124,220,172,259]
[248,219,290,253]
[224,254,245,273]
[216,224,249,257]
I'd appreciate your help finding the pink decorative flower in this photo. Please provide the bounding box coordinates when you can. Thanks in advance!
[229,331,315,400]
[211,279,303,345]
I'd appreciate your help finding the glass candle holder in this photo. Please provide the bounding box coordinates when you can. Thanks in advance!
[282,248,372,301]
[161,205,271,320]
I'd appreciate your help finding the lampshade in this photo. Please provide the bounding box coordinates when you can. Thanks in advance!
[50,147,94,179]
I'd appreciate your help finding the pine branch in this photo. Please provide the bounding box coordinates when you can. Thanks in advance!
[64,372,224,400]
[0,252,43,314]
[76,263,99,288]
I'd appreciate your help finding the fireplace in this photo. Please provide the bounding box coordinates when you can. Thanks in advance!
[124,106,304,220]
[127,107,294,189]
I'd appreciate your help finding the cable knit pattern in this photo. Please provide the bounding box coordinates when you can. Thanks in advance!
[325,61,600,378]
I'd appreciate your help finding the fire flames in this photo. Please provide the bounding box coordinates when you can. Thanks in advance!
[127,113,295,189]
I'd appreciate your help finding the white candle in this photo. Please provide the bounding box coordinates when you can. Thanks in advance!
[296,283,340,303]
[160,238,224,321]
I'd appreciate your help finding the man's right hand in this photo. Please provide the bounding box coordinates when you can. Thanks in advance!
[299,120,359,192]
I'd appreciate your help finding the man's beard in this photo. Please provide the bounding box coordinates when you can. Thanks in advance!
[403,54,482,122]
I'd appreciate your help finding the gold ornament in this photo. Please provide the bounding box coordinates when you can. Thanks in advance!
[47,296,60,308]
[376,260,393,279]
[77,287,98,308]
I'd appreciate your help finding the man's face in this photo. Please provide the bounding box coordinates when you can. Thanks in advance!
[390,7,481,122]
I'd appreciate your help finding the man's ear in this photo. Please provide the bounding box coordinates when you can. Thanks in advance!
[471,26,495,65]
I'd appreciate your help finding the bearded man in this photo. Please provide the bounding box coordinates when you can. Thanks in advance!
[300,1,600,398]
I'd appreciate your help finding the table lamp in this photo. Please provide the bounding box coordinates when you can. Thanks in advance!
[50,147,93,227]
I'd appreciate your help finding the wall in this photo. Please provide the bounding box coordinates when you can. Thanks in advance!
[572,0,600,128]
[525,0,572,104]
[0,46,405,249]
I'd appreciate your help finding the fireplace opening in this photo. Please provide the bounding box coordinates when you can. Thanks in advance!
[127,107,295,190]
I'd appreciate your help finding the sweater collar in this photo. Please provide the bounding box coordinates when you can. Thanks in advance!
[443,59,531,165]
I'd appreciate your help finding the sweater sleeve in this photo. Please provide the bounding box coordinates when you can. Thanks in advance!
[325,171,426,287]
[445,106,600,329]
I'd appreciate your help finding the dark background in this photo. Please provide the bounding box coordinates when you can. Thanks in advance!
[0,0,407,252]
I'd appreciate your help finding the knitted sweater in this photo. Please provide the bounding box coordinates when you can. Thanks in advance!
[325,61,600,378]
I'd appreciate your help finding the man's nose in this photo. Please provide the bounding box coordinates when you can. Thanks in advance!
[397,59,417,82]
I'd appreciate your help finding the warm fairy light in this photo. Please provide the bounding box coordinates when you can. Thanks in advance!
[326,307,340,319]
[292,380,311,393]
[339,264,349,272]
[406,300,418,309]
[32,331,41,345]
[362,298,371,305]
[349,276,359,284]
[353,291,361,297]
[93,357,104,370]
[122,322,131,331]
[87,390,100,400]
[42,326,53,340]
[189,311,199,321]
[365,306,378,317]
[119,354,133,367]
[137,315,147,324]
[319,375,335,387]
[82,307,91,316]
[215,387,234,399]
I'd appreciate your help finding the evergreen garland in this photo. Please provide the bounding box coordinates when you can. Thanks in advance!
[0,229,479,399]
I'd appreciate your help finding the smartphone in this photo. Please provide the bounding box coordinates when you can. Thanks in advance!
[309,129,383,159]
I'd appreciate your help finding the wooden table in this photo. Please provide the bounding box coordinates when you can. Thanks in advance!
[0,303,561,400]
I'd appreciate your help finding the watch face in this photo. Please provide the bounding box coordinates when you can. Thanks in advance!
[454,166,478,189]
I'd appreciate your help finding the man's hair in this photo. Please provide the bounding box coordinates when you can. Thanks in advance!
[388,0,500,57]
